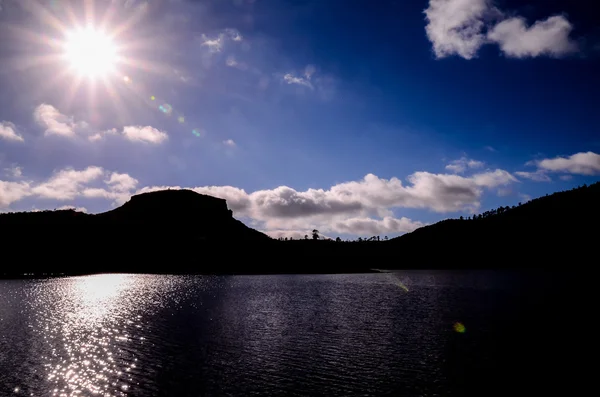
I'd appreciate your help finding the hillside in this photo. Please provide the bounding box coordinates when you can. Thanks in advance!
[385,182,600,265]
[0,190,272,275]
[1,182,598,276]
[94,190,269,243]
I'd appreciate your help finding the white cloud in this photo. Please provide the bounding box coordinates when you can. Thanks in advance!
[488,15,578,58]
[31,166,105,200]
[0,121,24,142]
[559,175,573,181]
[264,230,310,240]
[199,28,242,53]
[225,28,243,42]
[424,0,578,59]
[122,126,168,144]
[424,0,492,59]
[263,215,424,239]
[0,166,139,209]
[223,139,236,147]
[445,157,485,173]
[194,185,249,211]
[88,128,118,142]
[332,216,425,236]
[0,180,30,207]
[81,173,139,205]
[90,127,167,145]
[534,152,600,175]
[57,205,88,213]
[283,73,313,89]
[515,170,551,182]
[4,165,22,178]
[200,33,225,52]
[33,104,86,137]
[251,170,514,216]
[281,66,336,100]
[82,187,132,205]
[105,172,139,192]
[29,105,167,145]
[471,169,517,187]
[468,159,485,169]
[226,55,238,67]
[225,55,248,70]
[304,65,316,79]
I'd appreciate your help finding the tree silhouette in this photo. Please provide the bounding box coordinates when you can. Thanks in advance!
[335,237,341,242]
[312,229,319,240]
[304,234,308,240]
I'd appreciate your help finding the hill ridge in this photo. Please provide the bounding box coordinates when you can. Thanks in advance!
[1,182,598,275]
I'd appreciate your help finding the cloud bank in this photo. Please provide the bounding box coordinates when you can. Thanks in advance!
[2,151,598,237]
[135,169,516,236]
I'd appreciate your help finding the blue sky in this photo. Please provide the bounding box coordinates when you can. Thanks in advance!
[0,0,599,239]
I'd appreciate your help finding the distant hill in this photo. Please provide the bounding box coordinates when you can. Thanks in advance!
[1,182,598,276]
[0,190,271,275]
[384,182,600,265]
[95,189,269,242]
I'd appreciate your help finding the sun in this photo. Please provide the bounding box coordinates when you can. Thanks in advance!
[64,27,118,78]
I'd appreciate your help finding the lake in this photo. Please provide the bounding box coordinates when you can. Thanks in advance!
[0,271,578,396]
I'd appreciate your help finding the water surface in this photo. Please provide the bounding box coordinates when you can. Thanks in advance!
[0,272,567,396]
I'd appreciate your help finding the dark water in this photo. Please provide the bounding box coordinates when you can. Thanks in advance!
[0,272,580,396]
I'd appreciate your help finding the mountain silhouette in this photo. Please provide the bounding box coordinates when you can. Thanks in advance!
[382,182,599,266]
[95,189,269,242]
[0,189,270,275]
[1,182,598,276]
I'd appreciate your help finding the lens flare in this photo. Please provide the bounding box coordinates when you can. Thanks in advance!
[159,104,172,115]
[453,322,466,333]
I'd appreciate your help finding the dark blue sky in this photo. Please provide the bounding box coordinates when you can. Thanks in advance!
[0,0,598,238]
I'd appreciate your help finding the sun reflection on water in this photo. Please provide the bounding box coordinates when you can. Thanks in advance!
[70,274,132,323]
[38,275,137,396]
[18,274,199,397]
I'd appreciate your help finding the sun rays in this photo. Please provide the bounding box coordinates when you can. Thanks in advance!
[3,0,177,123]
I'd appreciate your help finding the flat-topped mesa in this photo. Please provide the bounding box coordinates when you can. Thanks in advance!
[100,189,234,223]
[0,189,271,252]
[132,190,231,216]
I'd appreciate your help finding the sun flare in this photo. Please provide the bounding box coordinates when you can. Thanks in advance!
[64,27,118,78]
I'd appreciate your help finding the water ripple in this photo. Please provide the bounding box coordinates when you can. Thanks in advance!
[0,272,545,396]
